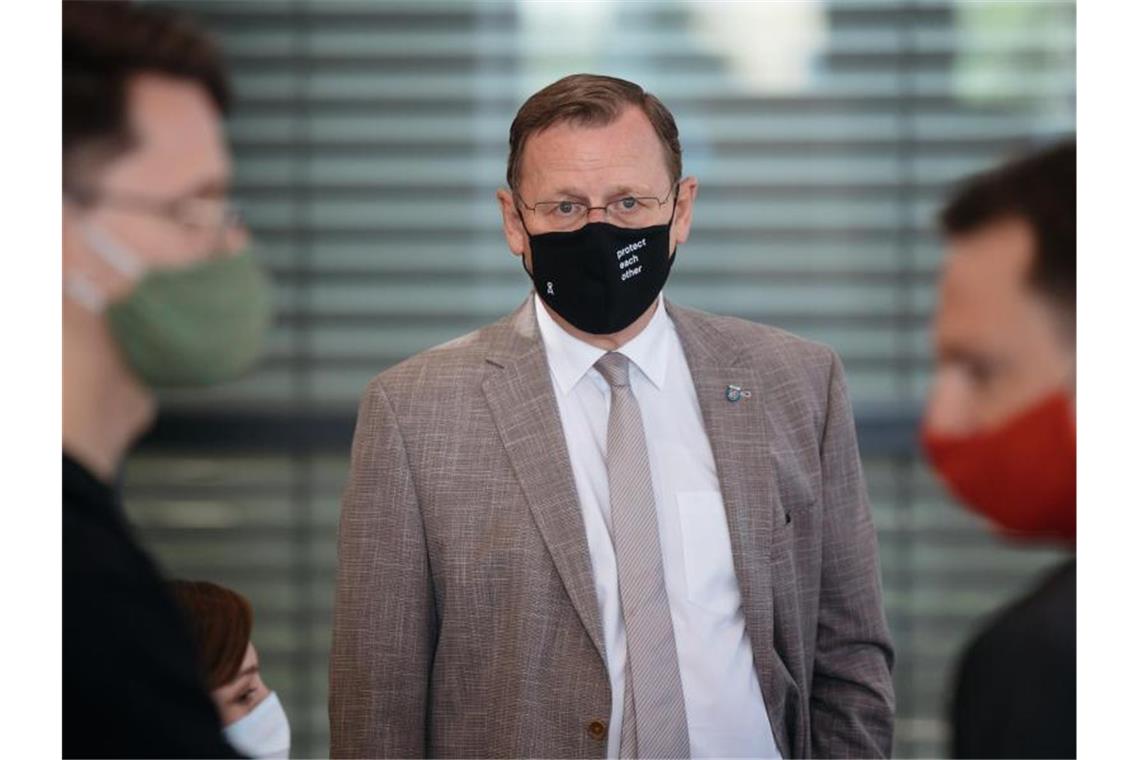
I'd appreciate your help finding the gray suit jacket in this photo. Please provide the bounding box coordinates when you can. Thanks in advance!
[330,297,895,759]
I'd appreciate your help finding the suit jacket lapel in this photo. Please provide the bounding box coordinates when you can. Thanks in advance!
[481,298,607,664]
[668,301,786,755]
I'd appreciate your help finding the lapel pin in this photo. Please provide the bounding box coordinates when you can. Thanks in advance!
[725,384,752,403]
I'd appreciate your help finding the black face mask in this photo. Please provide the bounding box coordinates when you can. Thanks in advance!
[522,204,677,335]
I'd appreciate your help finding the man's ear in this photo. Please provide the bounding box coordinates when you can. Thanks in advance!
[670,176,699,249]
[496,188,529,259]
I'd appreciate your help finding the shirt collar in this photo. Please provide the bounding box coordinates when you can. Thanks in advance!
[533,293,671,395]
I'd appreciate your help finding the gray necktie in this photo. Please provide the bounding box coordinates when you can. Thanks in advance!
[595,352,690,759]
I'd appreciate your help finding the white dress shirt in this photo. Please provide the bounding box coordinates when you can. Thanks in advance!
[533,294,782,759]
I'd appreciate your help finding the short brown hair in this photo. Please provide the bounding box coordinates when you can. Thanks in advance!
[63,1,231,188]
[507,74,682,191]
[939,138,1076,324]
[168,580,253,690]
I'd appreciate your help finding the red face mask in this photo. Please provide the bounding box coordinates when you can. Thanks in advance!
[921,391,1076,545]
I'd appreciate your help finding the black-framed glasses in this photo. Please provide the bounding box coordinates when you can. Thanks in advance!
[515,181,679,231]
[65,185,245,246]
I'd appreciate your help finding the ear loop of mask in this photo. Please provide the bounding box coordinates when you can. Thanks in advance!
[664,191,679,227]
[80,221,145,280]
[64,222,146,314]
[512,199,534,277]
[64,271,108,313]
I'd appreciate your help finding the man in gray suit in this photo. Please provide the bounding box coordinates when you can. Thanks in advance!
[330,74,894,759]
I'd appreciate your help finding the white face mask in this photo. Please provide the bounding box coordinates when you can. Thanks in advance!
[223,691,291,759]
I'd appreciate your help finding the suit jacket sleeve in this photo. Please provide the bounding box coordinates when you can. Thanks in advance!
[329,377,438,758]
[810,350,896,758]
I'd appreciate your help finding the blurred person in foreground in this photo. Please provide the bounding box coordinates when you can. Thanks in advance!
[331,73,894,759]
[62,2,272,757]
[170,581,292,759]
[922,139,1076,758]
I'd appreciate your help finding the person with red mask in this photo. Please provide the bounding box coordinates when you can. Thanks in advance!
[922,139,1075,758]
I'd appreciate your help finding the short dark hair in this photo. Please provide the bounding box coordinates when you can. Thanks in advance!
[939,138,1076,324]
[63,0,231,189]
[507,74,682,191]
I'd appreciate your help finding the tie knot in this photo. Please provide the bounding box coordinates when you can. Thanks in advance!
[595,352,631,388]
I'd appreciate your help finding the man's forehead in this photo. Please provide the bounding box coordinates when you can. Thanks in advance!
[945,217,1035,284]
[521,107,669,194]
[102,73,229,196]
[935,220,1037,345]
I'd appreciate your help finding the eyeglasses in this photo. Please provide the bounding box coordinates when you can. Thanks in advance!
[65,185,245,249]
[515,182,679,232]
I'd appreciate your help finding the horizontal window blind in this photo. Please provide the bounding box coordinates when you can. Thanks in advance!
[128,2,1074,756]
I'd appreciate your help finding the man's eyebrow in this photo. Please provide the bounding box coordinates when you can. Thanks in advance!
[178,176,230,199]
[546,185,652,201]
[935,339,976,361]
[938,342,1005,369]
[547,187,589,202]
[608,184,651,197]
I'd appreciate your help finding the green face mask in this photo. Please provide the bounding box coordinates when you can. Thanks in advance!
[73,224,274,388]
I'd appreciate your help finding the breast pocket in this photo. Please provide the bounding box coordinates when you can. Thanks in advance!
[676,490,742,616]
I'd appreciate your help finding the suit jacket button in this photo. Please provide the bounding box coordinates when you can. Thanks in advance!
[588,720,607,741]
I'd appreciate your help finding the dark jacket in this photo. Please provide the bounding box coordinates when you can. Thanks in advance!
[63,453,241,758]
[952,558,1076,759]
